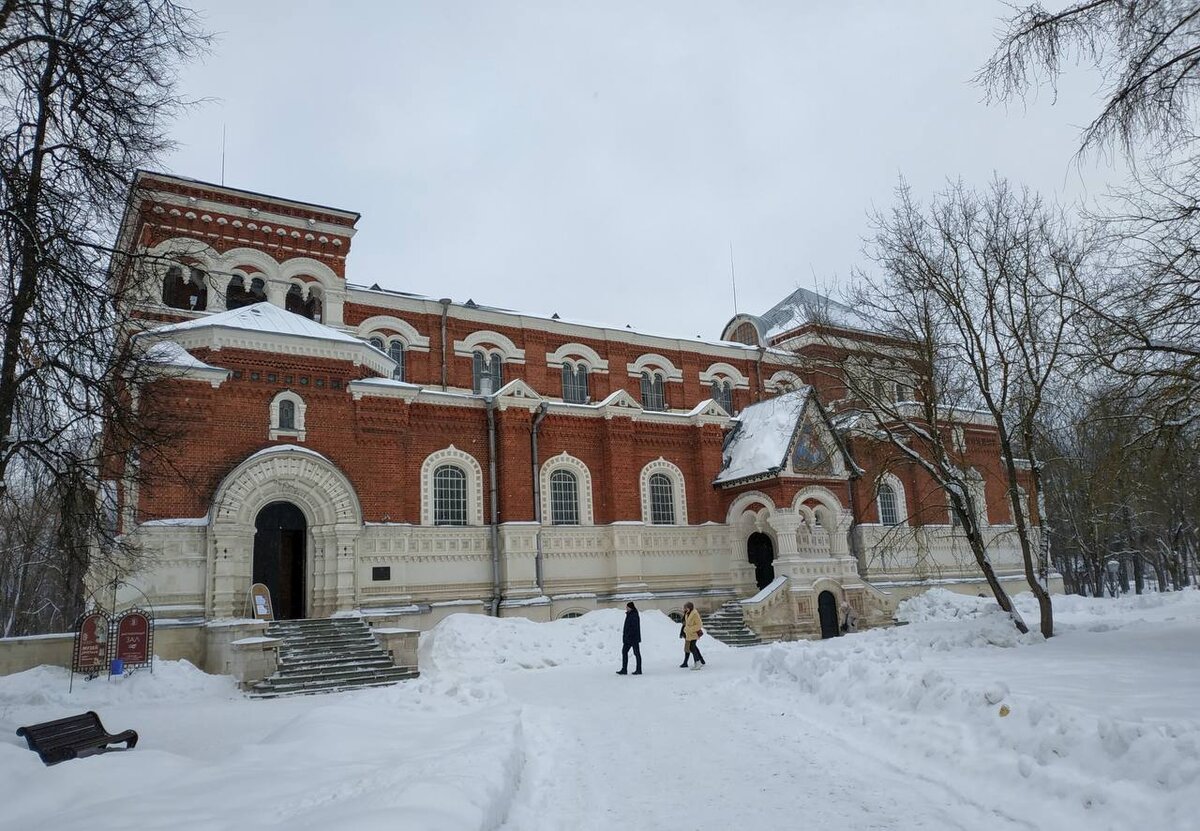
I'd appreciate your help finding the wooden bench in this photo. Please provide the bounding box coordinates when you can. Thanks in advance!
[16,711,138,766]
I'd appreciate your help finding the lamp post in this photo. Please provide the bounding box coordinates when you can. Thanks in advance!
[1106,559,1120,598]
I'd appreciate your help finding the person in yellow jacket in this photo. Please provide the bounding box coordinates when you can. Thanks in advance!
[679,602,706,669]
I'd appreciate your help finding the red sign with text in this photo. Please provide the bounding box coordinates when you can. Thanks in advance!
[115,611,151,665]
[75,612,109,673]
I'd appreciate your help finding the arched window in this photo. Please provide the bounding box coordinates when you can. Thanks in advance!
[877,483,899,526]
[433,465,468,526]
[473,350,503,394]
[648,473,675,524]
[278,399,295,430]
[561,361,590,404]
[226,274,266,310]
[286,283,320,319]
[710,379,734,415]
[369,336,385,352]
[549,469,580,525]
[731,322,758,345]
[640,371,667,411]
[269,391,307,441]
[388,341,406,381]
[161,264,207,311]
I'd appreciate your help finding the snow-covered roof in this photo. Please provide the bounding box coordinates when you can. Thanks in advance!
[140,303,397,378]
[147,302,365,346]
[142,340,219,371]
[760,287,872,340]
[715,387,811,485]
[140,339,231,386]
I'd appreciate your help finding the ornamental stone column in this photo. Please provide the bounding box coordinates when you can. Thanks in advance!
[766,511,802,558]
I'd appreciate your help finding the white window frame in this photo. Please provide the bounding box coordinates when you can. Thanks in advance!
[540,452,594,525]
[561,360,591,404]
[875,473,907,526]
[420,446,485,526]
[639,458,688,525]
[269,390,307,441]
[473,350,504,394]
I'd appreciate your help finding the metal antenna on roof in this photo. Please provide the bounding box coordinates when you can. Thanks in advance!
[220,124,227,186]
[729,242,739,315]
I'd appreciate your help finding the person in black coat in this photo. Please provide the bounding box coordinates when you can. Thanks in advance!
[616,602,642,675]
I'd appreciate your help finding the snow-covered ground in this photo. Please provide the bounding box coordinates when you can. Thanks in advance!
[1,590,1197,831]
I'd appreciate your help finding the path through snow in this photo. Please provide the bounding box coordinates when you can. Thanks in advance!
[497,656,1041,831]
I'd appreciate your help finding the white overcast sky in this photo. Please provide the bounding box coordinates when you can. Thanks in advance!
[162,1,1115,339]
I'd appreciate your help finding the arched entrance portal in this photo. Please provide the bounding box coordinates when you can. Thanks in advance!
[817,590,840,639]
[747,532,776,589]
[253,502,307,620]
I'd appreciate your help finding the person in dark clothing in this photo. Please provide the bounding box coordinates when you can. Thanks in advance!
[617,602,642,675]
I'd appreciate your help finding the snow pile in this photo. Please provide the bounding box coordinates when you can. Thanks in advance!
[0,659,239,711]
[752,594,1200,830]
[894,586,1001,623]
[421,608,721,676]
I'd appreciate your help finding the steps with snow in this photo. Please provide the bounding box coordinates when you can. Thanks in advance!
[249,617,418,698]
[703,601,764,647]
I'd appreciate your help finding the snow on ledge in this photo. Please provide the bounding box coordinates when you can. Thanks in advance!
[140,517,209,527]
[742,575,788,604]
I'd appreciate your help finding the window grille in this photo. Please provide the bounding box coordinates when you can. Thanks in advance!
[877,483,899,525]
[562,362,589,404]
[389,341,405,381]
[433,465,468,526]
[549,469,580,525]
[640,371,666,411]
[649,473,675,524]
[278,399,296,430]
[711,379,734,414]
[369,336,385,352]
[473,351,503,394]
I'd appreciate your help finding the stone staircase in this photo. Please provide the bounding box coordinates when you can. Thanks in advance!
[249,617,419,699]
[703,600,764,647]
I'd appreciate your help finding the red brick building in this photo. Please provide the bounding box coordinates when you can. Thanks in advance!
[112,172,1043,639]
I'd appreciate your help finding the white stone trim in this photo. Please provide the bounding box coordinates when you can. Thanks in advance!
[790,485,844,528]
[342,284,769,363]
[420,445,486,526]
[725,490,777,523]
[546,342,609,373]
[540,452,595,526]
[454,330,526,364]
[873,472,908,527]
[639,458,688,525]
[699,361,750,389]
[279,256,340,293]
[269,390,307,441]
[766,370,804,393]
[355,315,431,351]
[626,353,683,382]
[147,189,357,238]
[211,445,362,529]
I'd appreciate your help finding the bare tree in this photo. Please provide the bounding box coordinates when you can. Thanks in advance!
[978,0,1200,158]
[803,179,1091,637]
[980,2,1200,433]
[0,1,207,632]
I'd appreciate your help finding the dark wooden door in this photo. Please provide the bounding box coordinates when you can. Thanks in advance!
[252,502,307,620]
[818,591,839,639]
